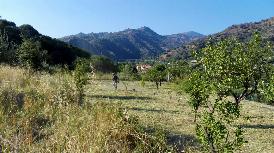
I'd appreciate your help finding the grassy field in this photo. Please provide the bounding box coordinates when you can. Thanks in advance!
[87,80,274,153]
[0,66,273,152]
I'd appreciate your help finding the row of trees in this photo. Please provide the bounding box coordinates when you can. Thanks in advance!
[118,33,273,152]
[117,60,191,89]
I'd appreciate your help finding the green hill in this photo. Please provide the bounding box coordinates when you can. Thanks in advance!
[161,17,274,61]
[0,19,90,67]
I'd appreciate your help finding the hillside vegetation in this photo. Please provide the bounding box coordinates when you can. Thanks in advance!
[0,16,273,153]
[0,19,90,67]
[60,27,204,60]
[161,17,274,61]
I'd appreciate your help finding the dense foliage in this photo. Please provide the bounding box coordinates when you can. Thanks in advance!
[167,60,191,81]
[74,58,91,105]
[119,63,140,81]
[144,64,167,89]
[17,39,48,70]
[0,19,90,68]
[90,55,117,73]
[186,34,273,152]
[0,31,17,65]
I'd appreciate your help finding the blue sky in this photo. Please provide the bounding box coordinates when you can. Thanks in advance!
[1,0,274,38]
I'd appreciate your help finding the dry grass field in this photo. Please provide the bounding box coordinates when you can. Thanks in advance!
[87,80,274,153]
[0,66,273,152]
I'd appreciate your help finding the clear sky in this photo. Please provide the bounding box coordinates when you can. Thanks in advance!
[1,0,274,38]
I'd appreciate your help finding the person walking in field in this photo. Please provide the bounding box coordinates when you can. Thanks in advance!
[112,73,119,90]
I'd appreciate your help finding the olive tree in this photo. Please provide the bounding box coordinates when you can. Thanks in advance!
[167,60,191,81]
[144,64,167,89]
[187,34,273,152]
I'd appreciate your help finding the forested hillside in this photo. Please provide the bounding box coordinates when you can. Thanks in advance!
[0,19,90,67]
[60,27,204,60]
[161,17,274,60]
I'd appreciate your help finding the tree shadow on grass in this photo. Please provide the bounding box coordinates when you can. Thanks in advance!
[167,133,200,152]
[144,126,200,152]
[89,95,153,100]
[129,107,179,114]
[240,124,274,129]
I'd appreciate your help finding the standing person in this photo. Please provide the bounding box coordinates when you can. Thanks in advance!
[112,73,119,90]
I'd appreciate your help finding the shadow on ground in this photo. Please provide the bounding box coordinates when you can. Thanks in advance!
[89,95,153,100]
[167,133,200,152]
[129,107,179,114]
[144,126,199,152]
[241,124,274,129]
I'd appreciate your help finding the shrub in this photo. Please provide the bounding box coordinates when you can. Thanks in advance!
[17,39,48,70]
[74,58,91,105]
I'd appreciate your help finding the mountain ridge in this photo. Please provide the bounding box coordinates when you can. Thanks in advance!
[60,27,204,60]
[160,16,274,60]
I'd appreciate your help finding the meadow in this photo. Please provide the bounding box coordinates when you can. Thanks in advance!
[0,65,273,152]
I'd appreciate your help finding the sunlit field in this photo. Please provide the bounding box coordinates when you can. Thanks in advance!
[89,80,274,153]
[0,66,273,152]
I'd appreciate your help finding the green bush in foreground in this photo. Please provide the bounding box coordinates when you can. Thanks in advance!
[74,58,91,105]
[186,34,273,153]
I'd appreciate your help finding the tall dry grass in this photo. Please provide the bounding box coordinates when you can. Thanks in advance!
[0,65,172,152]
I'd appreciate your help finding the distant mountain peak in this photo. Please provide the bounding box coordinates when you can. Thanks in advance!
[138,26,152,31]
[60,27,204,60]
[183,31,205,37]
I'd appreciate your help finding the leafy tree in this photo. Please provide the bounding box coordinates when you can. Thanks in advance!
[90,56,117,73]
[257,73,274,105]
[187,34,273,152]
[0,31,17,65]
[144,64,167,89]
[120,63,140,81]
[17,39,48,70]
[167,60,191,81]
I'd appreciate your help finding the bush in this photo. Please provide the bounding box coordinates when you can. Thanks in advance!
[17,39,48,70]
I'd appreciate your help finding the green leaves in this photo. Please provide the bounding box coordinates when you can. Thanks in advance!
[74,58,91,105]
[17,39,48,70]
[144,64,167,89]
[187,33,273,153]
[0,31,17,65]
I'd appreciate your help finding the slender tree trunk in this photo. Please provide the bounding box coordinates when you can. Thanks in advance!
[205,127,217,153]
